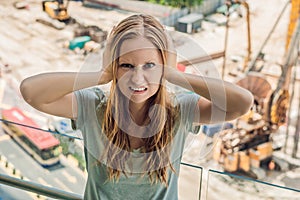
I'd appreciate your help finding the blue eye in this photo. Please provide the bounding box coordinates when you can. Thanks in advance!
[143,62,156,69]
[120,63,134,69]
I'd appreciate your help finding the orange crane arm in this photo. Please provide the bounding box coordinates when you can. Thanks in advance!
[286,0,300,50]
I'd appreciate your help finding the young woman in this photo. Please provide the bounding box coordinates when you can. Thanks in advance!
[20,14,253,200]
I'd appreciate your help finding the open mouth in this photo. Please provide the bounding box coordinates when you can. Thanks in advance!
[129,86,147,92]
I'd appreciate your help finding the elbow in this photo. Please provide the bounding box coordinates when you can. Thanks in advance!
[236,89,254,117]
[241,90,254,115]
[20,78,33,104]
[227,90,254,121]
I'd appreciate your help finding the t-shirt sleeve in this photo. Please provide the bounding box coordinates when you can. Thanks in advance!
[73,87,105,130]
[176,92,200,133]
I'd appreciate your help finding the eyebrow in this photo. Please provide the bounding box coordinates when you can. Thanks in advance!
[118,61,157,67]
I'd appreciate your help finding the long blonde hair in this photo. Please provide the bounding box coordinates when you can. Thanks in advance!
[101,14,178,185]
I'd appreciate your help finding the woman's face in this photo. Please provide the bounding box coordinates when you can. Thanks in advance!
[117,37,163,104]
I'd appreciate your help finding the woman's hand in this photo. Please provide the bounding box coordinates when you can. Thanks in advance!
[164,65,179,83]
[99,34,114,85]
[164,30,178,82]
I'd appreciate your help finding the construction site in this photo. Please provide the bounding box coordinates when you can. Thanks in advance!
[0,0,299,199]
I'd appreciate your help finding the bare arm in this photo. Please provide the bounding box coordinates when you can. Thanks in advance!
[165,67,253,124]
[20,36,115,119]
[20,71,111,119]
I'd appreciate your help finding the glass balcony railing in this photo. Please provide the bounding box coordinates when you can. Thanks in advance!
[0,173,82,200]
[1,162,299,200]
[0,118,299,200]
[178,162,203,200]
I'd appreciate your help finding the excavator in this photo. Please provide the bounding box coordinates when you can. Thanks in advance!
[42,0,71,22]
[38,0,78,29]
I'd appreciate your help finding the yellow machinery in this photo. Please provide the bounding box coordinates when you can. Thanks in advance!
[42,0,70,22]
[286,0,300,49]
[213,1,300,178]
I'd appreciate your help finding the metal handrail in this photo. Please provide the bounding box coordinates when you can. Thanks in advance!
[2,164,300,200]
[0,173,83,200]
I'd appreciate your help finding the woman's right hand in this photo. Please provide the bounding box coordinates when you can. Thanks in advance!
[98,32,114,85]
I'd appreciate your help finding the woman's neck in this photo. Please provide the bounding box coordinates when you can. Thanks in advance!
[129,101,149,125]
[127,101,149,149]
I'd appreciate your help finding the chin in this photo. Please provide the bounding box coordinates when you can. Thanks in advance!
[129,95,149,104]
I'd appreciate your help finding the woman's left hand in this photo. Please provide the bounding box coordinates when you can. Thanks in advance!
[164,30,177,81]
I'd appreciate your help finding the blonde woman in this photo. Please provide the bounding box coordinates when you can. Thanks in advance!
[20,14,253,200]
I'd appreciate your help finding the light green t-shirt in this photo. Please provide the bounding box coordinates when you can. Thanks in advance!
[74,87,200,200]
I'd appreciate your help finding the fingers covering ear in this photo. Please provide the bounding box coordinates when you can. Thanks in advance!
[103,35,114,70]
[165,30,177,68]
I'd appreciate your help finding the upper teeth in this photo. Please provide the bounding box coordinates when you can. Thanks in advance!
[130,87,146,91]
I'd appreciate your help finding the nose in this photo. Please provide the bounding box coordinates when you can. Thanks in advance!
[131,66,145,84]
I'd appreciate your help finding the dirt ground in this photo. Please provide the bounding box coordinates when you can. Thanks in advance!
[0,0,299,199]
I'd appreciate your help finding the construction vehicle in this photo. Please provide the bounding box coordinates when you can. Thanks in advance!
[213,72,287,178]
[42,0,71,22]
[38,0,78,29]
[213,1,300,179]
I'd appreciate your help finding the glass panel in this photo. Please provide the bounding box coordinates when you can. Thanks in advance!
[0,124,86,196]
[178,163,202,200]
[207,169,300,200]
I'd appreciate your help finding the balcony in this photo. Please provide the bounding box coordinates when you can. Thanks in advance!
[1,161,299,199]
[1,0,300,199]
[0,119,300,200]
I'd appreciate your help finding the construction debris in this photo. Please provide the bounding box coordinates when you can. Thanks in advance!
[36,17,66,30]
